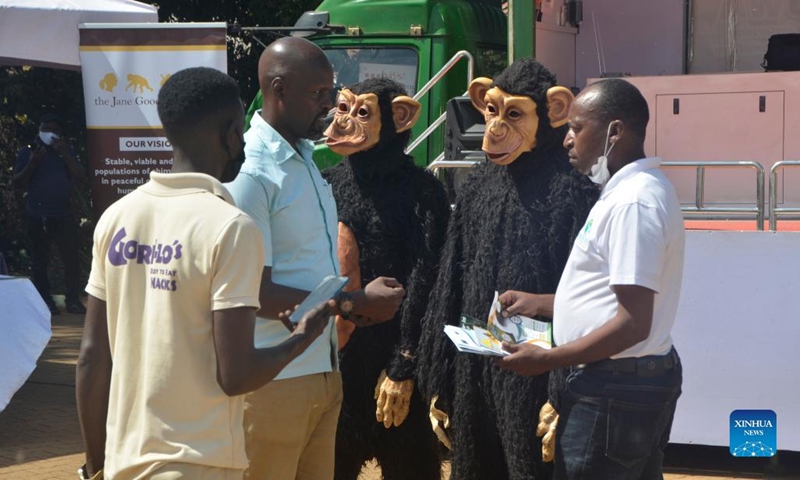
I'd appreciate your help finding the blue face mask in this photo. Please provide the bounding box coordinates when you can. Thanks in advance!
[39,131,59,146]
[589,122,614,187]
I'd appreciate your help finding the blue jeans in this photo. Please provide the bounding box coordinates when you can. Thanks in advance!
[553,350,683,480]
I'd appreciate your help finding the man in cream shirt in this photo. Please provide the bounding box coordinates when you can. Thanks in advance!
[76,67,332,480]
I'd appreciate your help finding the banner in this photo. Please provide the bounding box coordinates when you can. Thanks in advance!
[79,23,227,215]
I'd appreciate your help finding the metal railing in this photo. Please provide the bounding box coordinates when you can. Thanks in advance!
[660,161,765,230]
[426,156,480,176]
[405,50,475,156]
[769,160,800,231]
[424,159,769,230]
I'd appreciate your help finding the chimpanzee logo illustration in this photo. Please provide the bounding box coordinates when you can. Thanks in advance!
[126,74,154,93]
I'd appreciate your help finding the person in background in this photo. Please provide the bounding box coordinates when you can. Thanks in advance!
[13,113,86,315]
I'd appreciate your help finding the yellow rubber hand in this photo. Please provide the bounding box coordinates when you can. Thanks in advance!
[537,401,559,462]
[374,370,414,428]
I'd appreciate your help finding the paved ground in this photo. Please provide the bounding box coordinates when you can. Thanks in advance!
[0,312,84,479]
[0,312,793,479]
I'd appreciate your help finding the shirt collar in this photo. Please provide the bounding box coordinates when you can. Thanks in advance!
[601,156,662,199]
[250,110,316,165]
[142,171,235,205]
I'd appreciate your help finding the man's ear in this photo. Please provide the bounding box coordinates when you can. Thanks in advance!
[271,77,285,99]
[223,119,240,157]
[391,96,422,133]
[546,86,574,128]
[608,119,624,143]
[468,77,493,114]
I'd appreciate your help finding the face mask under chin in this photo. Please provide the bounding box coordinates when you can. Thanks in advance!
[588,154,611,186]
[588,123,615,187]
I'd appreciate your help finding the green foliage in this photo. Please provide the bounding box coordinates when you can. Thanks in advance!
[149,0,324,104]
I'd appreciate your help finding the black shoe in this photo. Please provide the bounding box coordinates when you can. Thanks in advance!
[66,302,87,314]
[47,302,61,316]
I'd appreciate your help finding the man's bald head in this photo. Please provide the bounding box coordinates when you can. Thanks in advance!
[258,37,332,94]
[257,37,334,146]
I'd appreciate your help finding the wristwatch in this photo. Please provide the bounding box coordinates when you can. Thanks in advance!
[338,291,355,320]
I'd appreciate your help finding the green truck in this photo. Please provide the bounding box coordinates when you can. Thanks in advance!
[245,0,513,169]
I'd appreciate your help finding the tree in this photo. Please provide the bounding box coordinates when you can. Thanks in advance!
[149,0,324,102]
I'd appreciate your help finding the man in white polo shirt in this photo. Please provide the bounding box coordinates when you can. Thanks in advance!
[225,38,405,480]
[495,78,684,479]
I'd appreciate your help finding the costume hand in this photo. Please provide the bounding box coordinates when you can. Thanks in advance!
[492,342,551,376]
[360,276,405,322]
[537,402,559,462]
[499,290,540,318]
[374,370,413,428]
[429,395,452,449]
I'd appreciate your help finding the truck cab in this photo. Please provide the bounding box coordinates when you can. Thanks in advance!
[246,0,508,169]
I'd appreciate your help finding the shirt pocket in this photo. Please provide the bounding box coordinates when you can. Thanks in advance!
[322,179,334,201]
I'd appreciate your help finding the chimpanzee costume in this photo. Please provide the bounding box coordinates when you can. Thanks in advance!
[415,59,599,479]
[322,78,450,480]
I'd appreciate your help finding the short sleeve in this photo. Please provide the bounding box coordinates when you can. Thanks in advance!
[85,216,108,301]
[225,173,273,267]
[211,214,266,311]
[606,202,666,293]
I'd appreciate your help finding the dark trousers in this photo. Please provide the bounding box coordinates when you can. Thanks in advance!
[27,215,82,305]
[554,349,683,480]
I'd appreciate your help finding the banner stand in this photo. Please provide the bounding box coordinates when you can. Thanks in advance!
[78,22,227,216]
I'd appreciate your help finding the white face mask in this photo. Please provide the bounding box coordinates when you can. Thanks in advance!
[39,131,58,146]
[588,122,614,187]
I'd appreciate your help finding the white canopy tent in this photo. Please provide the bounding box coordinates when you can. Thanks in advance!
[0,276,51,412]
[0,0,158,70]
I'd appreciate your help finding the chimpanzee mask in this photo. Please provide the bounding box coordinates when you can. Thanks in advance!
[468,77,574,165]
[325,88,421,157]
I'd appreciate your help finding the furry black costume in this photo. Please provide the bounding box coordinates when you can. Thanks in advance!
[322,78,451,480]
[416,59,599,480]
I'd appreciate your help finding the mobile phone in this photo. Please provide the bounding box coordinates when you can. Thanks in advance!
[288,275,350,324]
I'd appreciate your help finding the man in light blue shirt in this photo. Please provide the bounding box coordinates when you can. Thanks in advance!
[225,37,405,480]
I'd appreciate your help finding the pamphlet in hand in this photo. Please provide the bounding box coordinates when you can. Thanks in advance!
[443,291,552,357]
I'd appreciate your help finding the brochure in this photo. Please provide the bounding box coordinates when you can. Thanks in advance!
[443,291,552,357]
